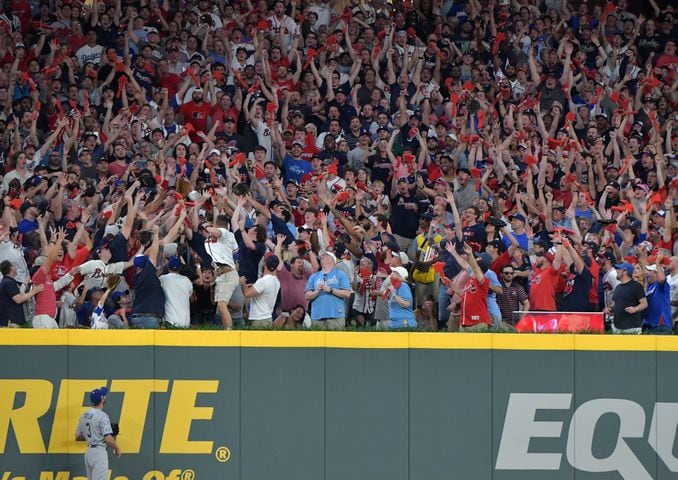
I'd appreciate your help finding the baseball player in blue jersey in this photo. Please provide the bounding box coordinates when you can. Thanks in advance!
[75,387,122,480]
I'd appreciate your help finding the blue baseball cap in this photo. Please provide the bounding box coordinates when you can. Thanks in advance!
[509,213,526,223]
[168,256,181,271]
[614,262,634,275]
[133,255,148,269]
[112,290,129,302]
[476,252,493,265]
[90,386,108,405]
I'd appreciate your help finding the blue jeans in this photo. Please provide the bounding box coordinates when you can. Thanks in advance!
[130,315,161,329]
[438,284,451,328]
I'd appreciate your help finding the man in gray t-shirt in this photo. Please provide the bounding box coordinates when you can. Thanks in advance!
[75,387,122,480]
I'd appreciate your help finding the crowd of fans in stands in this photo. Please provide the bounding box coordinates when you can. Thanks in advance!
[0,0,676,333]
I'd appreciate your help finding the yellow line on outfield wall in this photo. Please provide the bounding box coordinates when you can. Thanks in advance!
[1,330,678,351]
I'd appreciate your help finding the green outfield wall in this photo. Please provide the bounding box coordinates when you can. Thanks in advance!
[1,330,677,480]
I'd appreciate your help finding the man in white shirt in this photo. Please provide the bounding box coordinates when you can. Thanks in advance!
[267,0,298,50]
[240,255,281,328]
[0,226,28,284]
[77,245,133,290]
[159,256,193,328]
[76,29,104,65]
[308,0,332,27]
[203,215,240,329]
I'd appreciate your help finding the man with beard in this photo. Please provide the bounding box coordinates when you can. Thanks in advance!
[453,168,476,211]
[529,250,560,312]
[179,86,212,144]
[275,232,317,310]
[279,139,312,184]
[106,139,129,178]
[496,264,530,330]
[611,262,646,334]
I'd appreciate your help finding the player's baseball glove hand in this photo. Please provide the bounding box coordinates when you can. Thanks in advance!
[106,274,122,291]
[111,423,119,436]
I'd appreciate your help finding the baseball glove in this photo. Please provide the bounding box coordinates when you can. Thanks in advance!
[106,274,122,291]
[111,423,120,436]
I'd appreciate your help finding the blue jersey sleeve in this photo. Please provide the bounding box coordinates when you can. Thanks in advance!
[305,273,316,292]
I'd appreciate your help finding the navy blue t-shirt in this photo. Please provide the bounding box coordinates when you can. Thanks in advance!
[0,276,24,326]
[440,239,462,279]
[133,262,165,316]
[560,266,593,312]
[234,230,265,284]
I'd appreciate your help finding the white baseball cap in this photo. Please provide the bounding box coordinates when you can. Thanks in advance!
[391,266,409,280]
[320,251,337,263]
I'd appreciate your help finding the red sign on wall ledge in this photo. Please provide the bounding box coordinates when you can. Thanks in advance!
[514,312,605,333]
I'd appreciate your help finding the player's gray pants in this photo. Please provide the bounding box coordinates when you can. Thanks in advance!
[85,447,108,480]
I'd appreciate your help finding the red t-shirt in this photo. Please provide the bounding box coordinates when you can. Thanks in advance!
[529,265,559,311]
[108,161,128,178]
[426,163,442,182]
[269,58,290,80]
[299,144,320,163]
[460,275,489,326]
[490,251,511,276]
[0,49,36,70]
[51,246,90,282]
[67,34,87,53]
[655,53,678,69]
[158,73,181,99]
[275,78,297,91]
[210,105,240,128]
[180,101,212,142]
[587,254,600,306]
[33,267,57,317]
[12,0,32,33]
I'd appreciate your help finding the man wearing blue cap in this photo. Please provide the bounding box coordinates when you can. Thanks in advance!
[504,212,529,250]
[611,262,647,334]
[131,226,165,328]
[75,386,121,479]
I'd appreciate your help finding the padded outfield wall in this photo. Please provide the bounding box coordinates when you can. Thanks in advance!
[1,330,678,480]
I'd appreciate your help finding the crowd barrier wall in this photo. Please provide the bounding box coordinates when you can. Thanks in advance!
[1,330,677,480]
